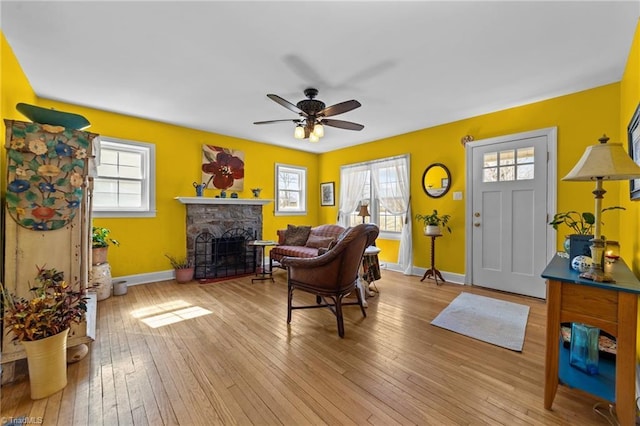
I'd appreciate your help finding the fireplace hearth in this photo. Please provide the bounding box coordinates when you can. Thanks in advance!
[194,228,257,279]
[176,197,271,280]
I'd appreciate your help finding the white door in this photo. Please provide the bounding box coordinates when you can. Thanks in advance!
[467,129,556,299]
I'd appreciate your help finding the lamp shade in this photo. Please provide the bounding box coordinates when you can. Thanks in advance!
[313,123,324,138]
[358,204,370,218]
[294,125,305,139]
[563,136,640,181]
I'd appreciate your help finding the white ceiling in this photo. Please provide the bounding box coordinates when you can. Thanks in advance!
[2,1,639,154]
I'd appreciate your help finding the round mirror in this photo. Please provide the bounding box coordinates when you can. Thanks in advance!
[422,163,451,198]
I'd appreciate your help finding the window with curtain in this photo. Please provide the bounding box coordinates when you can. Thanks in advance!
[340,155,409,236]
[339,154,412,274]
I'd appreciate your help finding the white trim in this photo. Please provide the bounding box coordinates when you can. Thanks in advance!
[112,270,175,286]
[464,126,557,287]
[383,262,465,285]
[175,197,272,205]
[92,137,157,218]
[274,163,308,216]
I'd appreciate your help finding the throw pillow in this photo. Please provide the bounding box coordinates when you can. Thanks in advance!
[283,225,312,246]
[305,235,335,249]
[324,227,351,251]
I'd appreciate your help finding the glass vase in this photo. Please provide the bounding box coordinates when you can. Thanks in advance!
[569,322,599,375]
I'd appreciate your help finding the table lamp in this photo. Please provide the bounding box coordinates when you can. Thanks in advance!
[562,134,640,282]
[358,204,370,223]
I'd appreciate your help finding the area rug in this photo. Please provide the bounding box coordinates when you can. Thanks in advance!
[431,292,530,351]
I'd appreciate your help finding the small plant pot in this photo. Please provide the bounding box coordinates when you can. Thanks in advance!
[113,280,127,296]
[92,247,108,265]
[175,267,195,283]
[424,225,441,235]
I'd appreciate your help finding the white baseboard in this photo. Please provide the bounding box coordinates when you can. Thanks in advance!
[381,262,465,285]
[112,269,174,287]
[114,264,467,287]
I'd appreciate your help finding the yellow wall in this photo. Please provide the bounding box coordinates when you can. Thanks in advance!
[320,83,621,273]
[619,19,640,276]
[616,20,640,356]
[1,33,37,194]
[1,32,320,276]
[2,22,638,279]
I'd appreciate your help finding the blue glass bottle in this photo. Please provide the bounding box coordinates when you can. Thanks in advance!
[569,323,599,375]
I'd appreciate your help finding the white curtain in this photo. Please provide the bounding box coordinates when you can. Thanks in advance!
[370,156,412,275]
[338,164,368,227]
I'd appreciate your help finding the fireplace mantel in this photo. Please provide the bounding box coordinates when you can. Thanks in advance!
[175,197,272,206]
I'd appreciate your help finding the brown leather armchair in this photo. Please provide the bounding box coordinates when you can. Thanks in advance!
[280,223,379,337]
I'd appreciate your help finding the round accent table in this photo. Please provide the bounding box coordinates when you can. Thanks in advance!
[248,240,279,283]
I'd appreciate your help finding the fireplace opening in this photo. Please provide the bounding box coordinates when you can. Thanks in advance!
[194,228,258,280]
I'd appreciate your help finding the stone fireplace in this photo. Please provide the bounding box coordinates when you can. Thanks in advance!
[175,197,272,279]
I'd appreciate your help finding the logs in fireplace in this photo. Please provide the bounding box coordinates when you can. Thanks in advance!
[194,228,258,280]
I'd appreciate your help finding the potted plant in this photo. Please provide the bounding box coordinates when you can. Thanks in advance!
[415,209,452,235]
[1,266,87,399]
[92,226,119,265]
[549,207,625,253]
[165,254,195,283]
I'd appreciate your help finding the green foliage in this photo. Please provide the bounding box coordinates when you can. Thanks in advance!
[415,209,452,233]
[164,254,192,269]
[92,226,120,248]
[549,207,625,235]
[1,266,87,342]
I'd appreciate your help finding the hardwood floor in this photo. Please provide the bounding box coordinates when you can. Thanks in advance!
[1,270,612,425]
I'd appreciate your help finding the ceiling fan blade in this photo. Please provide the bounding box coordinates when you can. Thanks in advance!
[321,119,364,131]
[267,94,307,116]
[317,100,361,117]
[253,119,300,125]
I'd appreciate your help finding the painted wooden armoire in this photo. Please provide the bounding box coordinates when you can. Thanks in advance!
[1,119,97,379]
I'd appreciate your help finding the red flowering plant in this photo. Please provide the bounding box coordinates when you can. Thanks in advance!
[1,266,87,342]
[201,146,245,189]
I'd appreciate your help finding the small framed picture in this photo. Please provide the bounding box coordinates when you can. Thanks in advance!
[320,182,335,206]
[629,102,640,200]
[441,178,449,188]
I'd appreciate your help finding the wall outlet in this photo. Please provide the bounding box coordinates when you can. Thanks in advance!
[453,191,463,200]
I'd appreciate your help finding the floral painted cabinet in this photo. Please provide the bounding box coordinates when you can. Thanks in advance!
[1,120,98,370]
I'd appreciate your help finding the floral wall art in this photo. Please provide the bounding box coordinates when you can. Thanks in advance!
[5,120,95,231]
[201,145,245,191]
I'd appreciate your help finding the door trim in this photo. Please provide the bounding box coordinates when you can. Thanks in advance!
[464,127,557,287]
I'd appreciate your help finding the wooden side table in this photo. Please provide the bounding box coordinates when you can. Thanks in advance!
[248,240,279,283]
[420,234,444,285]
[541,254,640,426]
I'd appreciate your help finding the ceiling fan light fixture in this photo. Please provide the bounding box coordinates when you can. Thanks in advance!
[309,132,320,143]
[313,123,324,138]
[294,125,305,139]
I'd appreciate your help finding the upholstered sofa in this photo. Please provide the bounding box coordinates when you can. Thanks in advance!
[270,224,346,266]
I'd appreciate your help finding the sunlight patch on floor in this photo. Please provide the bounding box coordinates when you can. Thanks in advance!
[130,300,212,328]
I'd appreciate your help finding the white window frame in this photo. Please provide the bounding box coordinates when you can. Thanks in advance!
[92,137,156,218]
[342,155,409,240]
[274,163,307,216]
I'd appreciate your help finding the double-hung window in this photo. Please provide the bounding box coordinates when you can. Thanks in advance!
[275,163,307,215]
[92,137,156,218]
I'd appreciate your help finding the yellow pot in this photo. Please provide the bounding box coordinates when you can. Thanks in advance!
[21,328,69,399]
